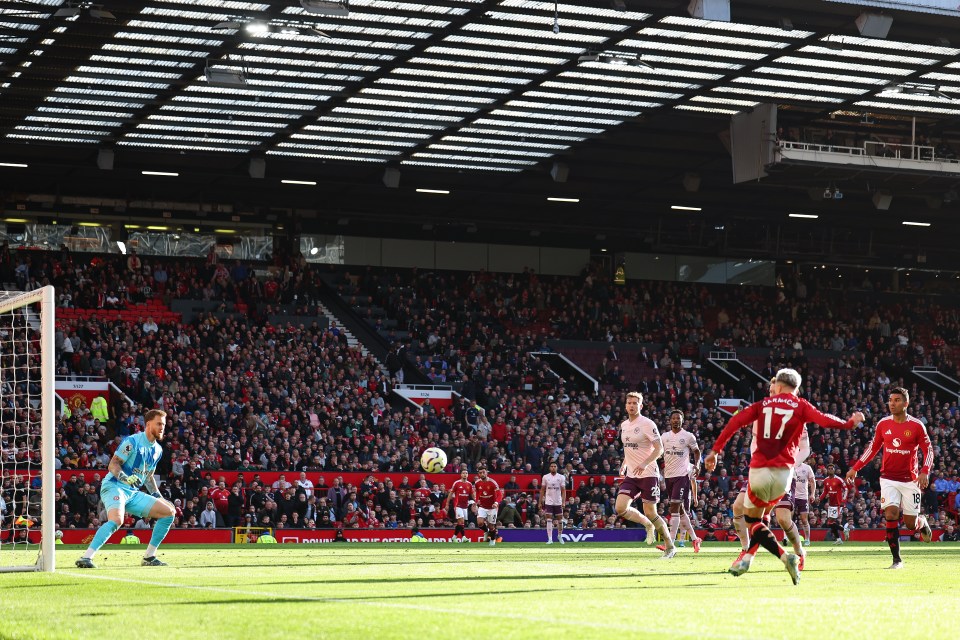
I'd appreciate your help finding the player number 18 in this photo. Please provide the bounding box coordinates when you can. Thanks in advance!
[761,407,794,439]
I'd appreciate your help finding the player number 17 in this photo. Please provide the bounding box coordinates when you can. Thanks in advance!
[761,407,794,439]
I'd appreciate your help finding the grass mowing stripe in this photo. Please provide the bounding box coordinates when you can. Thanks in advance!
[2,543,955,640]
[64,569,750,639]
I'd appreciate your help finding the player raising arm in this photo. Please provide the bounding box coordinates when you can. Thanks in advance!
[705,368,863,585]
[845,387,933,569]
[76,410,176,568]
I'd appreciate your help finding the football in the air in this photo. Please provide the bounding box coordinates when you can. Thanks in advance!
[420,447,447,473]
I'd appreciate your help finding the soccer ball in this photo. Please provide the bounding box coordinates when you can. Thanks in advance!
[420,447,447,473]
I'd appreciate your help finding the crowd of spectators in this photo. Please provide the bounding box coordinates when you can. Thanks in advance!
[0,248,959,542]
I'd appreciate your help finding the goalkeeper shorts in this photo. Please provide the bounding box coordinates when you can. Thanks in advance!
[100,480,160,518]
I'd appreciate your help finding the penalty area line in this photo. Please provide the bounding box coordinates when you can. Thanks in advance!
[64,570,747,639]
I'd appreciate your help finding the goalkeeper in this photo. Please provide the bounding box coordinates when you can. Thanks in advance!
[76,410,176,568]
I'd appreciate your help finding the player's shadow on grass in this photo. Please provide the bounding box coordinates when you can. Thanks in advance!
[0,582,83,590]
[259,572,627,586]
[167,586,636,606]
[192,558,527,569]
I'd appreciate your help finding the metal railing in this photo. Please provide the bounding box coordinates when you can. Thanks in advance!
[779,139,958,163]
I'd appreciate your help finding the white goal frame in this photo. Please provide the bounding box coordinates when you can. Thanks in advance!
[0,286,55,573]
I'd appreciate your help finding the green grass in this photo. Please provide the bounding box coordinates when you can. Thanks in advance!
[1,542,959,640]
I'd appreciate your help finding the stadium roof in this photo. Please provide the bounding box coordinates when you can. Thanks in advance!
[4,0,960,267]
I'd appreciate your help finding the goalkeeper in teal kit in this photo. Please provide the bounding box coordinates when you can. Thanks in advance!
[76,409,176,568]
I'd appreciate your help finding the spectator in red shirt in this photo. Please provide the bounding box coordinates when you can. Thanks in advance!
[210,480,231,517]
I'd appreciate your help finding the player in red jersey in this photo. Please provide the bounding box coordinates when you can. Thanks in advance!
[731,378,810,571]
[444,468,474,542]
[474,467,501,546]
[818,465,848,544]
[705,368,863,585]
[846,387,933,569]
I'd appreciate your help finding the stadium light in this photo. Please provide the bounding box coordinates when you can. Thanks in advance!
[89,7,115,20]
[902,221,931,227]
[300,0,349,16]
[116,241,126,254]
[55,4,115,19]
[547,197,580,203]
[205,62,248,89]
[578,51,653,69]
[0,162,28,168]
[244,22,270,36]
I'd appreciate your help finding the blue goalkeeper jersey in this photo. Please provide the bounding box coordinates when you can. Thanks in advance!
[107,432,162,488]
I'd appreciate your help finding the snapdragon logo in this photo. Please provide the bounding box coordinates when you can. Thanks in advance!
[559,533,594,542]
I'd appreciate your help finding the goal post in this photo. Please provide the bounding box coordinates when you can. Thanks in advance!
[0,286,55,573]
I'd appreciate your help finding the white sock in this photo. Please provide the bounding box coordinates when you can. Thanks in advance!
[546,520,553,541]
[782,520,802,555]
[669,514,681,541]
[733,515,749,550]
[681,512,697,540]
[621,506,652,528]
[653,516,674,548]
[145,544,158,557]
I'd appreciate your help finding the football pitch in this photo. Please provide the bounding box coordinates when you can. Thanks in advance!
[1,543,958,640]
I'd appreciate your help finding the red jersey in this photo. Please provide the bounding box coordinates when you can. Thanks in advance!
[474,478,500,509]
[852,414,932,483]
[713,393,857,468]
[211,488,231,514]
[413,486,431,502]
[450,480,474,509]
[819,476,846,506]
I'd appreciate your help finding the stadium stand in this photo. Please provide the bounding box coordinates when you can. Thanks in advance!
[1,250,958,540]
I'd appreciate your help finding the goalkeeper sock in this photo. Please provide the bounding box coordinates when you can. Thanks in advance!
[146,516,174,557]
[84,520,119,558]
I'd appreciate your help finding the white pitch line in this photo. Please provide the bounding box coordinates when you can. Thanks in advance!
[65,570,757,640]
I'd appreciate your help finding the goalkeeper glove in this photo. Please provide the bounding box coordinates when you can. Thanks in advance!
[117,471,142,489]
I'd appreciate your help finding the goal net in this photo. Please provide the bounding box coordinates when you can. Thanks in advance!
[0,286,55,573]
